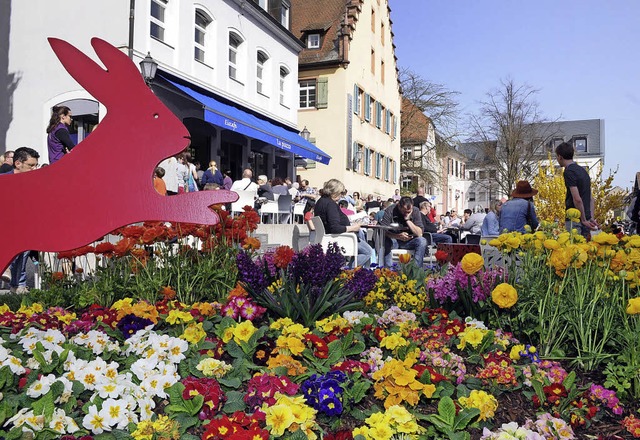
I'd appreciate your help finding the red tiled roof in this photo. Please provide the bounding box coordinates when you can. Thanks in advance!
[291,0,362,67]
[401,97,432,145]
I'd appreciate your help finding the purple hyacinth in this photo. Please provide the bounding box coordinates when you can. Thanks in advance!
[236,251,268,293]
[345,268,378,298]
[289,243,344,286]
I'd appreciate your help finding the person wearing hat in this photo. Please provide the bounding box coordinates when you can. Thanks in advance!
[498,181,539,233]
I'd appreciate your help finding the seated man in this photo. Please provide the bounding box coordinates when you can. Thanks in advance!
[380,196,427,267]
[418,201,452,245]
[459,208,486,241]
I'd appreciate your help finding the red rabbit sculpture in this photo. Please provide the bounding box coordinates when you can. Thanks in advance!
[0,38,238,274]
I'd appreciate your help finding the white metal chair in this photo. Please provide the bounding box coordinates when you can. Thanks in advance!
[293,202,306,223]
[231,190,257,216]
[309,216,359,264]
[276,194,293,224]
[259,200,279,223]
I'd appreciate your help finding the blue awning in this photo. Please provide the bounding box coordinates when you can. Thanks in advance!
[162,77,331,165]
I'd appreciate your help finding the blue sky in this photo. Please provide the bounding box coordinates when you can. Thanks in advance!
[390,0,640,190]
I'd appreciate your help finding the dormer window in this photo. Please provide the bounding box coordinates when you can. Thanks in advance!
[307,34,320,49]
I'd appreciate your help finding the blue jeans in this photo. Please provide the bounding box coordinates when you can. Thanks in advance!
[10,251,29,288]
[384,236,427,267]
[357,239,375,267]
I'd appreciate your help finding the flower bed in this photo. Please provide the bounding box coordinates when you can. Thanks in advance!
[1,214,639,439]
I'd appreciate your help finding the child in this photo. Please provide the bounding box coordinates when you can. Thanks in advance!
[154,166,167,196]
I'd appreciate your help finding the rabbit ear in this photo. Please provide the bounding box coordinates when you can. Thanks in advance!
[49,37,150,106]
[48,38,109,97]
[90,37,147,86]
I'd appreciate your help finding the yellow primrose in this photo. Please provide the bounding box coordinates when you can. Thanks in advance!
[233,320,257,344]
[181,322,206,344]
[380,333,408,351]
[510,344,525,361]
[166,309,194,325]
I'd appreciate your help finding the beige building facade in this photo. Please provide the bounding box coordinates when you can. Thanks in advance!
[291,0,401,197]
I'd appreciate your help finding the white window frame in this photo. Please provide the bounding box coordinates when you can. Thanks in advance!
[574,136,587,152]
[228,31,243,81]
[281,3,290,27]
[150,0,168,41]
[307,33,320,49]
[258,0,268,10]
[299,79,317,109]
[194,9,211,63]
[256,50,269,95]
[279,66,289,107]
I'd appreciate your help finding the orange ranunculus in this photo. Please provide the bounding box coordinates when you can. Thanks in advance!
[160,286,177,301]
[242,237,261,250]
[120,225,146,240]
[398,252,411,264]
[95,242,115,257]
[114,237,136,257]
[51,271,65,281]
[461,252,484,275]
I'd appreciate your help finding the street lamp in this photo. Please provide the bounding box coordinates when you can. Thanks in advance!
[139,52,158,85]
[300,126,310,141]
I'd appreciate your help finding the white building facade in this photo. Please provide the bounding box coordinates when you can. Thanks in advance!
[3,0,326,178]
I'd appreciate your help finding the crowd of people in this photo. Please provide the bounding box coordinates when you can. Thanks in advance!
[1,113,603,287]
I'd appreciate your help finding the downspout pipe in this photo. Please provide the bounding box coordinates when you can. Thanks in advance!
[128,0,135,59]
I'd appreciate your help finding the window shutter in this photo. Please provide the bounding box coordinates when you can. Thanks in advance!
[385,157,390,181]
[375,103,381,128]
[316,77,328,109]
[353,84,359,115]
[385,110,391,134]
[364,93,371,121]
[347,141,354,170]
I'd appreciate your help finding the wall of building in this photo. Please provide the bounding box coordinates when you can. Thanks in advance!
[297,0,401,197]
[7,0,128,157]
[5,0,302,163]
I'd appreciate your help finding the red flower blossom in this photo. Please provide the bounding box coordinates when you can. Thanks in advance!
[113,237,136,257]
[304,333,329,359]
[120,225,146,240]
[434,249,449,263]
[94,242,115,257]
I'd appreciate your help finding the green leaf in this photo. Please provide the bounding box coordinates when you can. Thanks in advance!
[172,413,199,432]
[453,408,481,430]
[437,396,456,426]
[218,377,242,389]
[225,340,245,359]
[449,431,471,440]
[562,370,576,391]
[165,404,192,414]
[346,380,371,404]
[187,394,204,416]
[287,430,309,440]
[223,391,246,413]
[32,390,55,419]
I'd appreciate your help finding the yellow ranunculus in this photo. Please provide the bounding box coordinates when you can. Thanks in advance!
[543,239,560,250]
[491,283,518,309]
[460,252,484,275]
[566,208,581,222]
[626,297,640,315]
[592,232,619,246]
